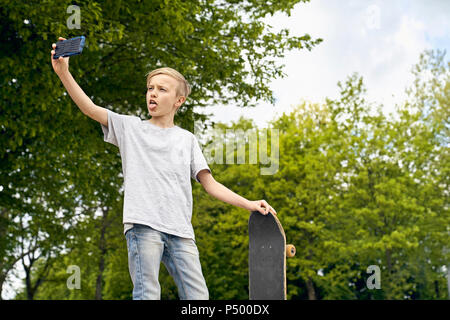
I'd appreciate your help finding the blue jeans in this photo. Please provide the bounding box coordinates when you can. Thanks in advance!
[125,224,209,300]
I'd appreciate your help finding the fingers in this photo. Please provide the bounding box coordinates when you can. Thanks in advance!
[52,38,67,60]
[271,206,277,215]
[266,206,276,215]
[52,37,66,52]
[259,200,277,216]
[51,43,56,58]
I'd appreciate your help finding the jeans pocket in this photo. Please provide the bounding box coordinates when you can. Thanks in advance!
[177,237,199,256]
[125,229,133,251]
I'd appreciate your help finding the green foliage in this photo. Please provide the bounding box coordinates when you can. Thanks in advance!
[1,0,447,300]
[1,0,321,300]
[193,49,449,300]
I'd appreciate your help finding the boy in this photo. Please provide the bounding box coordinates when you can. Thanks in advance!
[51,37,277,300]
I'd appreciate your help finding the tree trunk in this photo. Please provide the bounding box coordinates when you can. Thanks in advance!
[24,256,49,300]
[24,265,34,300]
[434,280,440,298]
[306,278,317,300]
[0,276,4,300]
[95,208,109,300]
[386,248,392,274]
[447,265,450,300]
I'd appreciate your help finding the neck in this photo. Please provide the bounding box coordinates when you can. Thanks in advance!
[148,115,175,128]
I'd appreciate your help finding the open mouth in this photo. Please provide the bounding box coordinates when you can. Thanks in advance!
[149,99,158,109]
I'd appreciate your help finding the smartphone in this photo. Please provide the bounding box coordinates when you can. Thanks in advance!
[53,36,86,59]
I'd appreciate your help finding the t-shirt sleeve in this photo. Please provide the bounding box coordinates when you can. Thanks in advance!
[191,134,211,183]
[101,109,129,148]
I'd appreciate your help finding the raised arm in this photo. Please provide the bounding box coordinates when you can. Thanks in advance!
[50,37,108,127]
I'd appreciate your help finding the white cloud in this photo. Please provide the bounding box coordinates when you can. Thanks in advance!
[197,0,450,128]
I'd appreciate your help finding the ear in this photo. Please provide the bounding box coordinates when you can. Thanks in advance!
[175,96,186,107]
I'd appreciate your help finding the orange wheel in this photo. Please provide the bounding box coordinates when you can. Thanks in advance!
[286,244,296,257]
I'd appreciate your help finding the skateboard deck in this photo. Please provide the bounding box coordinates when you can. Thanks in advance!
[248,211,295,300]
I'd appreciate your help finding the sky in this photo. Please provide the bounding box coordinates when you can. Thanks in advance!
[195,0,450,128]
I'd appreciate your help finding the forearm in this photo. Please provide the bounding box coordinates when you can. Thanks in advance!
[207,181,251,211]
[57,71,95,115]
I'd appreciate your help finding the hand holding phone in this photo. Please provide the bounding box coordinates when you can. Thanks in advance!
[53,36,85,59]
[51,36,85,75]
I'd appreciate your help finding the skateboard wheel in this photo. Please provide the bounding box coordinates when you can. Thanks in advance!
[286,244,296,257]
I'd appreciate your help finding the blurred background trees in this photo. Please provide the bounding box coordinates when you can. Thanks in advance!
[1,0,448,300]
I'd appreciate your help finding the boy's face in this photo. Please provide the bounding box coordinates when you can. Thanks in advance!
[146,74,185,117]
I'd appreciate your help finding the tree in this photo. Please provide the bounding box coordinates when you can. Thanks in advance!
[1,0,322,299]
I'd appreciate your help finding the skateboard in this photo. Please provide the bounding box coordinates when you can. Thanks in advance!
[248,211,295,300]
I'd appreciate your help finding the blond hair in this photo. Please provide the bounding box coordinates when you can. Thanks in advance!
[146,67,191,99]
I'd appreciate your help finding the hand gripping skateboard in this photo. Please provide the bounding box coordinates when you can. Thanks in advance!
[248,211,296,300]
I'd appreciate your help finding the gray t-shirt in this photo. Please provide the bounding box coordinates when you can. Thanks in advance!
[101,109,211,240]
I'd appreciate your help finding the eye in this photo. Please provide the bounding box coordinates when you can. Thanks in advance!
[160,88,166,91]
